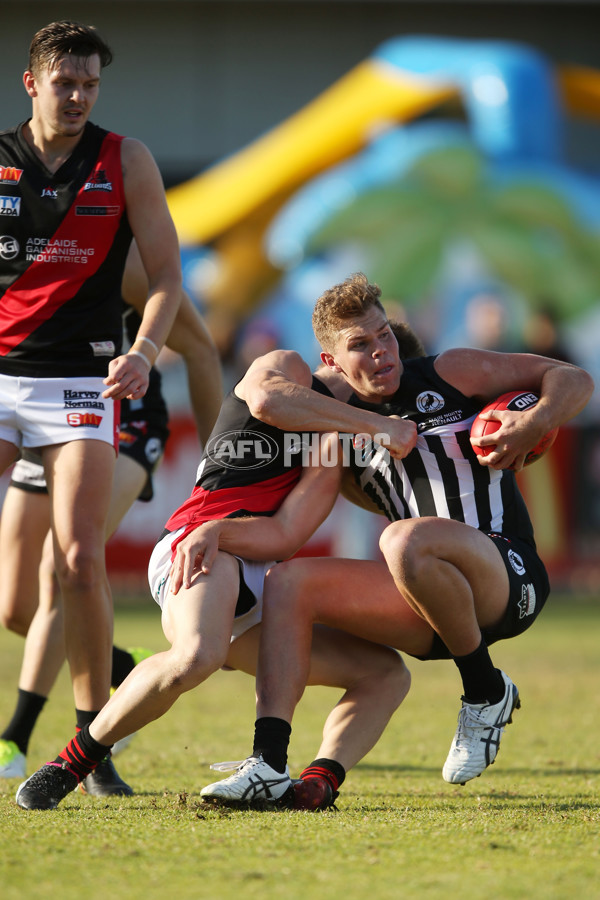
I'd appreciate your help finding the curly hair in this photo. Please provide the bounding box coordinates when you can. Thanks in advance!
[312,273,385,352]
[28,20,113,77]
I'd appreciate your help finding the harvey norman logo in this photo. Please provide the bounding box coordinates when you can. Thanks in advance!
[205,430,393,470]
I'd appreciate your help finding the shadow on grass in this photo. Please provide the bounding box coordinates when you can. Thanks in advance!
[356,762,600,778]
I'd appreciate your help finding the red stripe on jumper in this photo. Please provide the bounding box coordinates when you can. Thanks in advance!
[0,133,125,355]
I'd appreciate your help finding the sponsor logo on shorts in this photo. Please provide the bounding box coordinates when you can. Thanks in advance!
[64,390,101,400]
[64,401,105,409]
[41,187,58,199]
[416,390,445,414]
[0,195,21,216]
[90,341,115,357]
[0,235,19,259]
[76,205,120,216]
[0,166,23,184]
[508,549,526,576]
[206,430,280,470]
[119,431,137,446]
[518,583,536,618]
[63,390,104,409]
[145,437,163,465]
[66,412,103,428]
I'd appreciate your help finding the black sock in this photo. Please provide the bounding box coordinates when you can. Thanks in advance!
[453,638,504,704]
[1,689,47,755]
[111,646,136,689]
[75,708,100,731]
[54,723,112,781]
[299,758,346,793]
[252,717,291,774]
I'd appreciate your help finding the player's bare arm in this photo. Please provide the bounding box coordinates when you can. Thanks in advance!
[170,440,342,591]
[435,348,594,469]
[121,242,223,444]
[103,138,182,402]
[239,351,417,459]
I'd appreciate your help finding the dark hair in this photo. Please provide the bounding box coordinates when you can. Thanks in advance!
[389,319,426,359]
[28,20,113,76]
[312,272,385,352]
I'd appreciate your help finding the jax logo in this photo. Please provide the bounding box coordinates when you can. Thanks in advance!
[206,430,279,470]
[67,412,103,428]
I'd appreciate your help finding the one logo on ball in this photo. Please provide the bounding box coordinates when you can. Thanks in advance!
[206,430,279,470]
[506,392,538,412]
[416,391,445,414]
[508,549,526,575]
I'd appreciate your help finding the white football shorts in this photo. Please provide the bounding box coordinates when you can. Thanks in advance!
[148,527,275,642]
[0,374,119,452]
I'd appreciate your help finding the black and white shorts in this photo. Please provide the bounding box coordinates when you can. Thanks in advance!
[420,532,550,661]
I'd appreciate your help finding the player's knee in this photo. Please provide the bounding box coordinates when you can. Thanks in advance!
[54,544,104,592]
[264,562,306,613]
[266,559,319,609]
[385,653,411,708]
[379,521,428,583]
[363,648,411,709]
[169,640,227,690]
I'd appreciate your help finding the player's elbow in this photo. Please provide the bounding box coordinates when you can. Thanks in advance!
[245,385,278,424]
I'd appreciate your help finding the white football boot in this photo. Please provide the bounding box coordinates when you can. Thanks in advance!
[201,755,292,806]
[442,670,520,785]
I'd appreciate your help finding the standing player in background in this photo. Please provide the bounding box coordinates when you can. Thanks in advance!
[0,241,222,789]
[0,21,182,795]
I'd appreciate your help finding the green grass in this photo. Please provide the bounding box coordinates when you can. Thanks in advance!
[1,593,599,900]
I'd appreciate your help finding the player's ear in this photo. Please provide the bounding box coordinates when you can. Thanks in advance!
[23,71,37,98]
[320,351,342,373]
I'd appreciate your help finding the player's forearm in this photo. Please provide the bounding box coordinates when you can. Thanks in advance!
[537,364,594,429]
[218,461,340,560]
[134,278,182,359]
[248,373,391,439]
[215,516,303,561]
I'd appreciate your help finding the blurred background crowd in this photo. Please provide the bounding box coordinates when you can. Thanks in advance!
[3,0,600,589]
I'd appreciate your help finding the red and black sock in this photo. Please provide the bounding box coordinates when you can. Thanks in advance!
[299,758,346,794]
[53,723,112,782]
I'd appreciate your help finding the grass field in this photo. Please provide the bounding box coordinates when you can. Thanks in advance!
[1,592,599,900]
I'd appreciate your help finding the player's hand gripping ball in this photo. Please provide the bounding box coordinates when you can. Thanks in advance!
[471,390,558,468]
